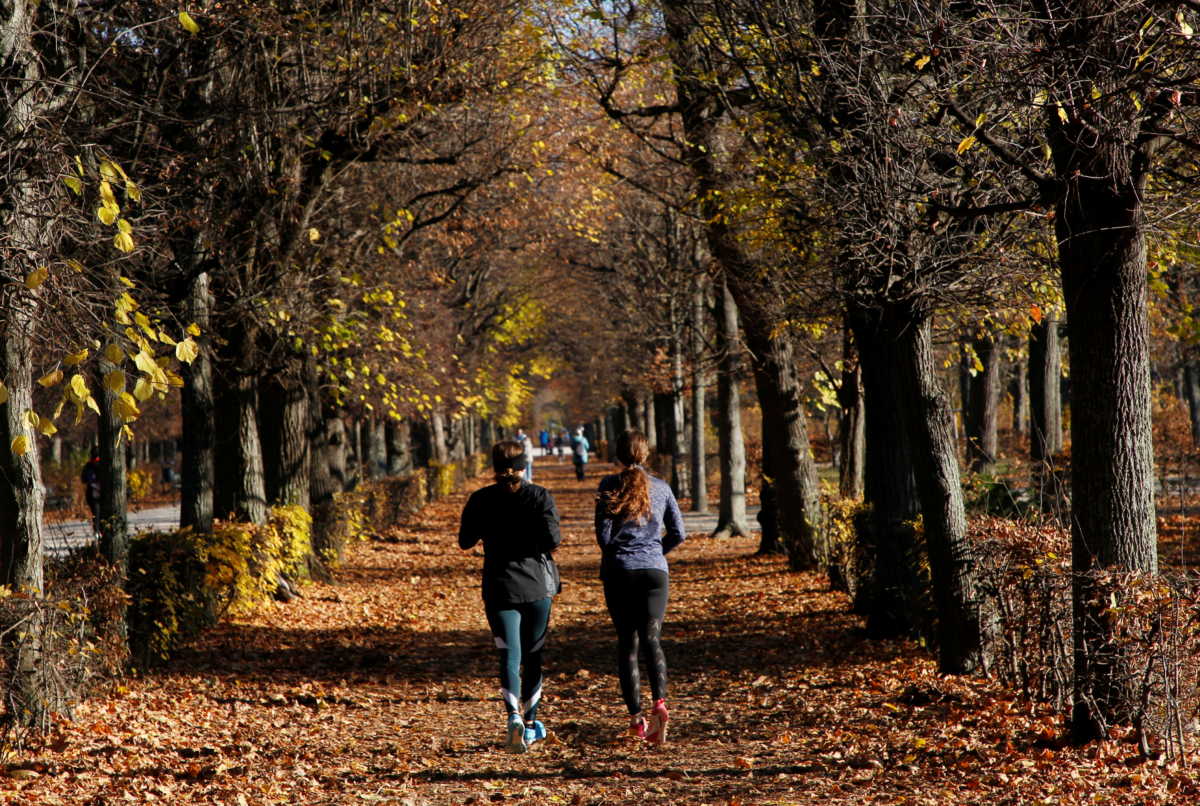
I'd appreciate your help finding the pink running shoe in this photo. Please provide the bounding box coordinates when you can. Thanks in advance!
[629,714,648,739]
[645,699,669,745]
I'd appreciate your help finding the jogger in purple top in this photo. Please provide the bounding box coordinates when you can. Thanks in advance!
[595,430,685,743]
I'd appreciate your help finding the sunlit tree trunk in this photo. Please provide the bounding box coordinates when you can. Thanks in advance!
[965,332,1001,472]
[386,417,414,475]
[261,368,309,509]
[712,281,749,538]
[690,274,708,512]
[181,270,216,533]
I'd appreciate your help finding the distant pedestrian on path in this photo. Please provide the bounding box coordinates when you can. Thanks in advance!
[515,427,534,482]
[80,448,101,537]
[553,431,565,461]
[570,427,590,481]
[459,440,562,753]
[539,429,550,456]
[594,429,684,744]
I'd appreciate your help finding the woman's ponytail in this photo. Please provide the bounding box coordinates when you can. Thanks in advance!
[603,430,652,522]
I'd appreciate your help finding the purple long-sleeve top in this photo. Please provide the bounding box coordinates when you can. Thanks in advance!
[594,470,685,578]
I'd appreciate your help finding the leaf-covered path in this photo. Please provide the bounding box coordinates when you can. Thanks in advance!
[8,462,1195,804]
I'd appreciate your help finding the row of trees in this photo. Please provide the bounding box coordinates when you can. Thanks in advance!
[555,0,1200,743]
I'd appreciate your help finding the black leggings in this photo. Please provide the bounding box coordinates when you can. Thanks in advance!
[603,568,669,715]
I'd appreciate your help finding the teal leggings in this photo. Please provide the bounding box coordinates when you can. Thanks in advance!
[485,597,552,721]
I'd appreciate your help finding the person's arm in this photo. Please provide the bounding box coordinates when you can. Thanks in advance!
[458,492,483,550]
[661,487,686,554]
[594,479,614,549]
[537,490,562,553]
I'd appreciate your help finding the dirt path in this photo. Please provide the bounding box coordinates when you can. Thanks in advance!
[7,461,1192,804]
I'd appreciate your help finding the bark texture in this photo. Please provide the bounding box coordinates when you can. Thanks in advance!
[712,281,750,539]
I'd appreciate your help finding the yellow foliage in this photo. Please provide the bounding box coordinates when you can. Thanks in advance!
[128,468,154,502]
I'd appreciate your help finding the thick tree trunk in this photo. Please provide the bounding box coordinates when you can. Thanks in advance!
[662,0,822,568]
[0,293,45,593]
[668,328,688,498]
[386,417,414,475]
[234,371,268,524]
[306,358,342,567]
[712,281,749,538]
[850,306,924,636]
[965,332,1001,472]
[260,371,309,508]
[1057,180,1158,743]
[690,276,708,512]
[97,348,129,574]
[752,367,782,556]
[899,316,985,674]
[181,272,216,533]
[837,322,866,499]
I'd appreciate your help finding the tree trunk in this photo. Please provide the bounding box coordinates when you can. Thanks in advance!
[965,332,1001,472]
[1029,317,1064,462]
[669,312,689,498]
[386,417,414,475]
[662,0,822,568]
[899,316,985,674]
[1012,345,1029,437]
[712,280,750,539]
[850,305,924,637]
[837,321,866,499]
[753,368,782,556]
[690,276,708,512]
[1056,177,1158,743]
[306,358,342,566]
[260,371,309,508]
[1184,359,1200,446]
[430,411,449,464]
[96,347,129,575]
[0,293,45,594]
[181,271,216,533]
[234,371,268,524]
[641,395,657,451]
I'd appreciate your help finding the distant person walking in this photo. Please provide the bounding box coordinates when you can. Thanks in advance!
[539,429,550,457]
[80,448,101,537]
[459,441,562,753]
[570,427,590,481]
[553,431,565,462]
[594,430,684,744]
[515,427,534,482]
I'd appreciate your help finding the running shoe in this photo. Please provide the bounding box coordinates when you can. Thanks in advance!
[505,713,528,753]
[629,714,648,740]
[644,699,669,745]
[524,720,547,746]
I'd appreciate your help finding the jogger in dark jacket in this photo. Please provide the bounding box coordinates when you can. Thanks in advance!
[459,441,562,753]
[595,429,685,744]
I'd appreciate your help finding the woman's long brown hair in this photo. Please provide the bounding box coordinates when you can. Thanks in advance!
[603,430,651,522]
[492,440,525,492]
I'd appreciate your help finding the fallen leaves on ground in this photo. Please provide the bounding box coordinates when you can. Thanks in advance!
[5,462,1198,804]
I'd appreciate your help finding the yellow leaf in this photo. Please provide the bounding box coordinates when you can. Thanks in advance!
[914,54,931,70]
[37,370,63,388]
[974,112,986,128]
[133,351,158,375]
[69,374,88,401]
[307,227,320,243]
[175,337,199,364]
[66,259,85,273]
[113,231,135,253]
[38,419,57,437]
[186,322,202,337]
[62,176,83,195]
[99,160,120,182]
[104,370,126,393]
[99,180,118,211]
[179,11,201,34]
[117,218,132,235]
[97,206,118,225]
[23,410,38,429]
[85,395,101,415]
[132,377,154,402]
[10,436,28,457]
[125,181,141,203]
[1057,105,1069,124]
[63,348,89,366]
[24,267,49,289]
[956,135,977,154]
[114,392,140,422]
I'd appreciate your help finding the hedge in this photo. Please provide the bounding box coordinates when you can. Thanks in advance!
[127,454,489,667]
